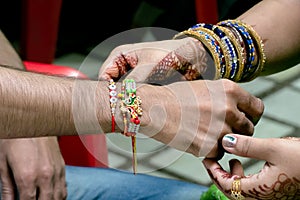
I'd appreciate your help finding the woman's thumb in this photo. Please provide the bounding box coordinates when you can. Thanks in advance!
[222,134,277,161]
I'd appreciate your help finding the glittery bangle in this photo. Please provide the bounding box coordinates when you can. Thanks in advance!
[222,25,248,65]
[190,24,228,78]
[216,25,245,81]
[191,23,244,81]
[108,79,118,132]
[173,30,222,80]
[217,20,257,81]
[209,25,239,81]
[234,20,266,81]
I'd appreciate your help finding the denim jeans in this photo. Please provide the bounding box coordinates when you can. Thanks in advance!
[66,165,208,200]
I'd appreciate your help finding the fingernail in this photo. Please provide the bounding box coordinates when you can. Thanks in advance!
[223,135,237,147]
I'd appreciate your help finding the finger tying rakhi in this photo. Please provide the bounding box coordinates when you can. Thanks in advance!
[202,158,243,197]
[99,53,138,81]
[229,159,245,178]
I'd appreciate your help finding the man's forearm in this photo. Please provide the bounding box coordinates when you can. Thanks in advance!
[0,66,112,138]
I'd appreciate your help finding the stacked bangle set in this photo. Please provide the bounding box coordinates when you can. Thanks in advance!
[174,19,266,82]
[108,78,142,174]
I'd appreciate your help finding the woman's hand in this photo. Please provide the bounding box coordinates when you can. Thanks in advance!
[202,134,300,199]
[98,37,215,83]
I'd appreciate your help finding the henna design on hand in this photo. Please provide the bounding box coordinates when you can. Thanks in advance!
[246,173,300,199]
[146,40,210,85]
[102,53,138,80]
[208,166,300,200]
[145,51,198,85]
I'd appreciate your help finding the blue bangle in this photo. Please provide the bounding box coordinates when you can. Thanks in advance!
[191,23,240,81]
[217,20,256,81]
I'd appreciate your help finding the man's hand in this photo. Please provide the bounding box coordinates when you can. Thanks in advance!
[134,79,263,158]
[0,137,67,200]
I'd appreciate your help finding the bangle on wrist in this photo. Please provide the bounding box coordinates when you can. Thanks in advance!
[175,20,266,82]
[173,30,222,80]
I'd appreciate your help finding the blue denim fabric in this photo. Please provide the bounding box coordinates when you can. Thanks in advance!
[66,165,208,200]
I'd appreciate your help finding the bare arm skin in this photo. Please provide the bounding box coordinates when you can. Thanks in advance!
[0,65,263,157]
[0,29,68,199]
[0,65,112,138]
[0,0,294,158]
[237,0,300,75]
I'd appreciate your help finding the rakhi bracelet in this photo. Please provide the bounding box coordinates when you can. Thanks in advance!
[173,30,222,80]
[118,79,143,136]
[118,78,142,174]
[108,79,118,132]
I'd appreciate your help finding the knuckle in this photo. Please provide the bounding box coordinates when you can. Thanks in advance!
[40,167,55,181]
[15,171,36,185]
[222,79,238,95]
[225,106,236,120]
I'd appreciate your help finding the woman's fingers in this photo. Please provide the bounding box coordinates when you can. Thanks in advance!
[202,158,237,193]
[229,159,244,177]
[99,51,138,81]
[202,158,272,199]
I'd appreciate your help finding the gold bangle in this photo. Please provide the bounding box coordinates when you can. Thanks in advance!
[173,30,221,80]
[231,178,245,200]
[234,20,266,81]
[191,26,231,79]
[217,26,245,82]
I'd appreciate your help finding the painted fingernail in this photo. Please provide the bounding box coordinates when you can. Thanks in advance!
[223,135,237,147]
